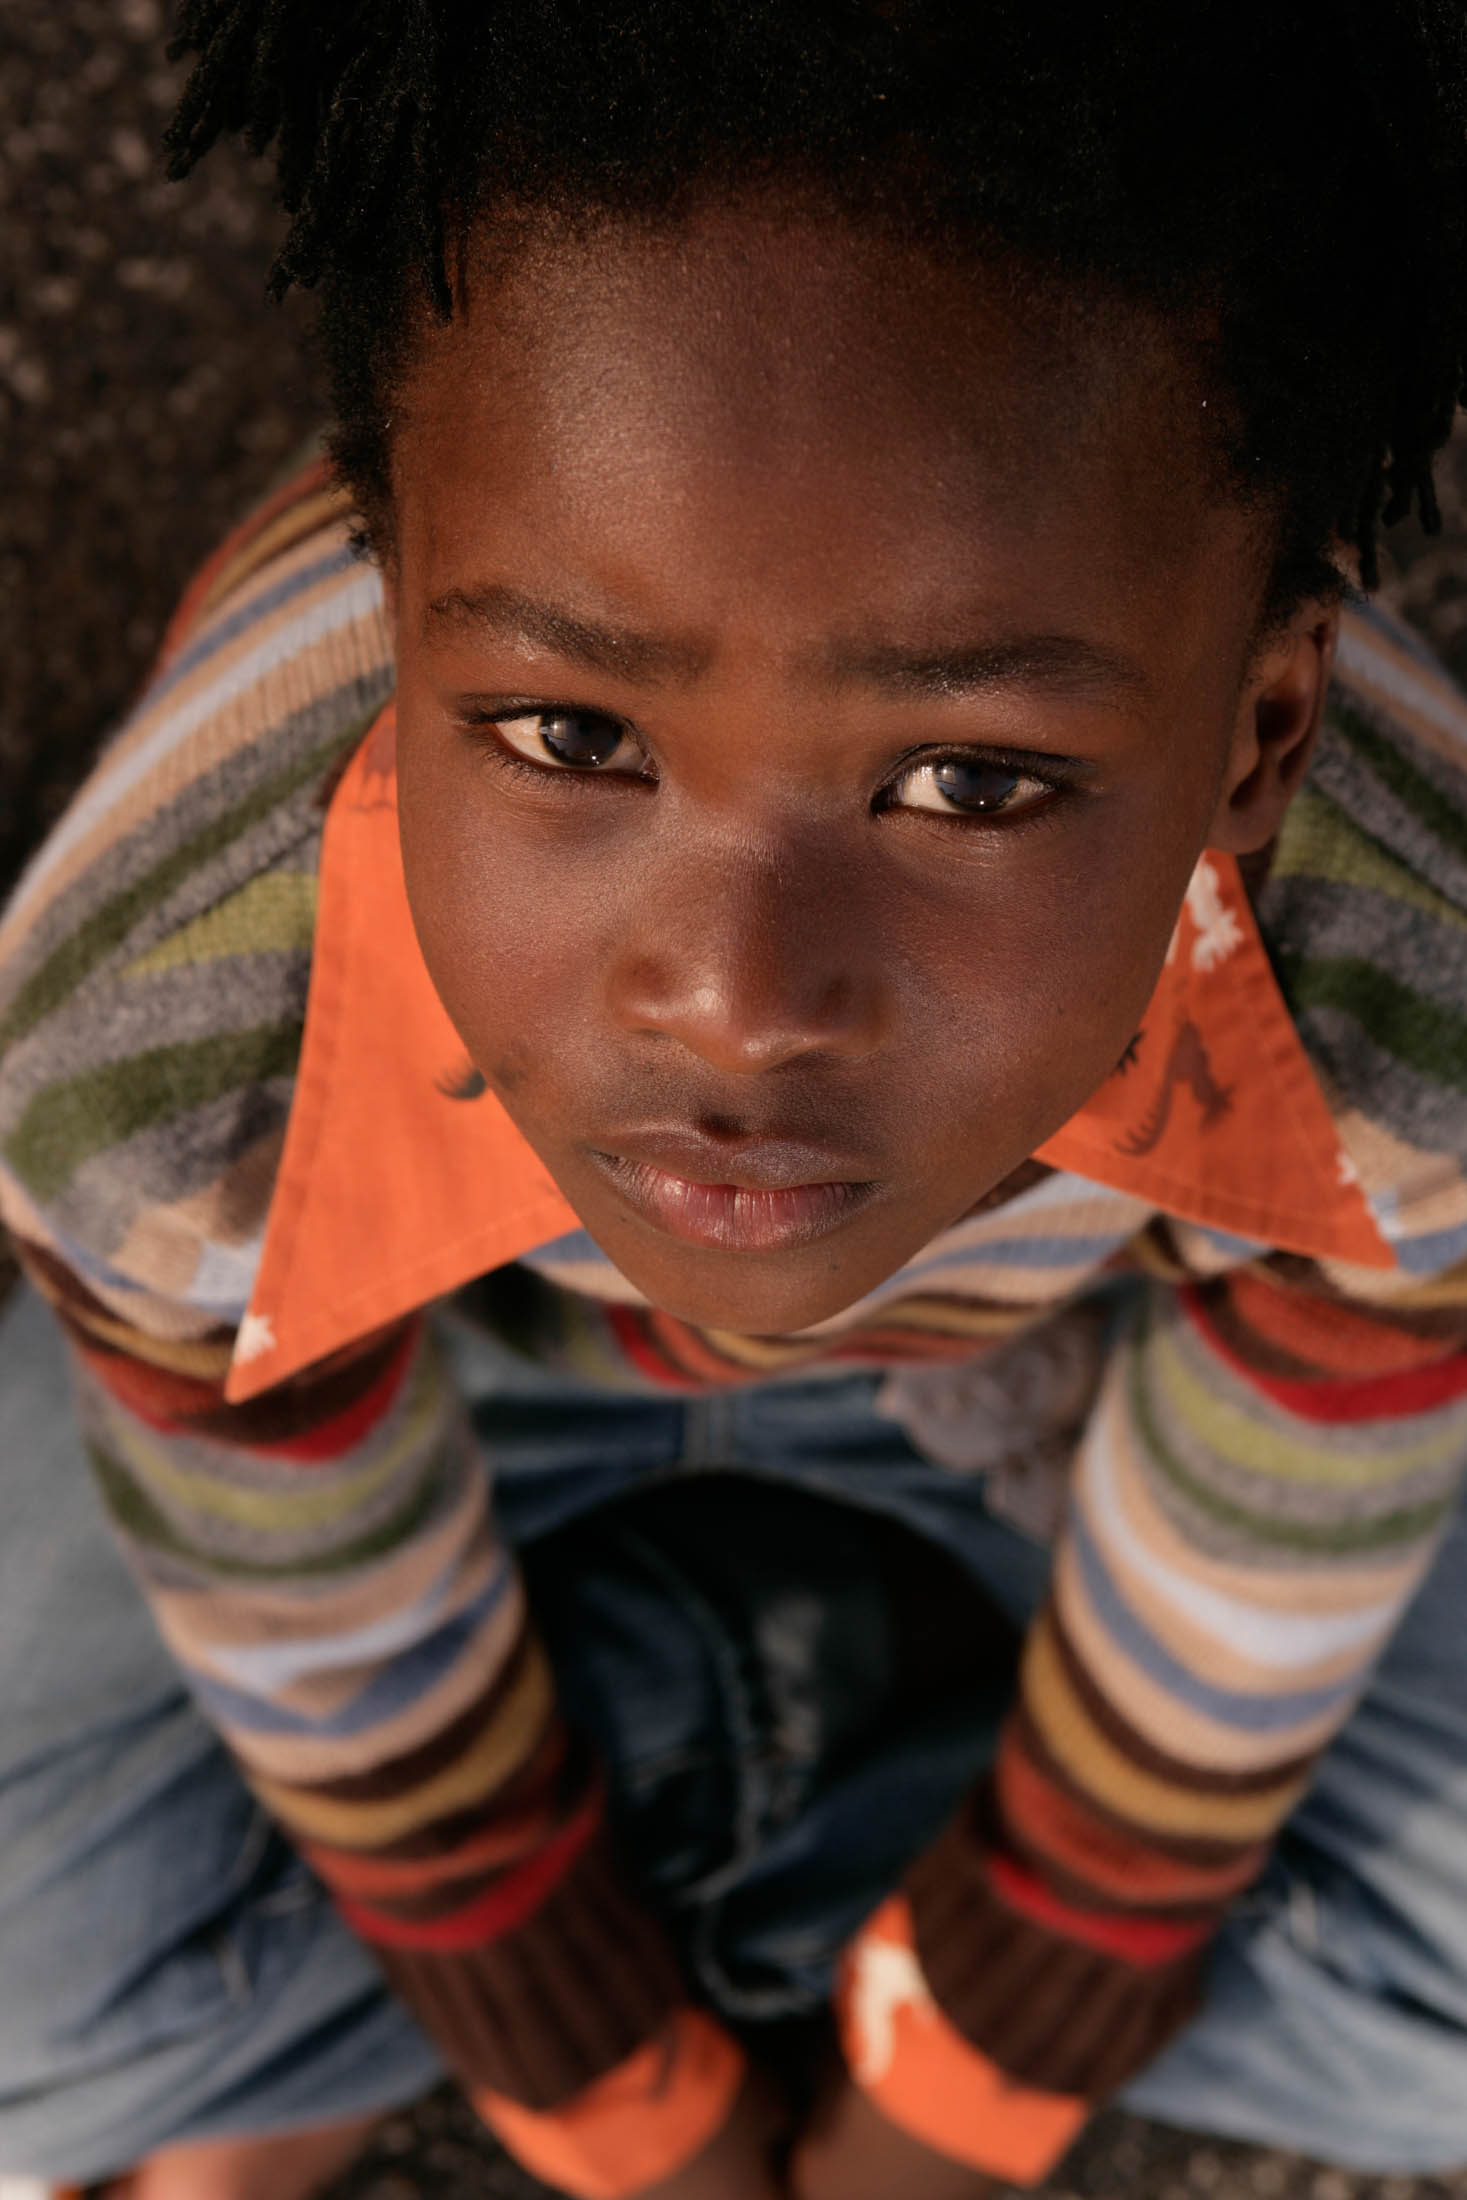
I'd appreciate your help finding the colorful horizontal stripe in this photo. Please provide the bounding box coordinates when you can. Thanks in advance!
[8,473,1467,2183]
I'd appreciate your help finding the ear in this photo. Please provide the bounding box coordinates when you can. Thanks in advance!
[1207,606,1339,855]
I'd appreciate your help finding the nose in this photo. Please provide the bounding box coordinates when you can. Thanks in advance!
[603,834,886,1075]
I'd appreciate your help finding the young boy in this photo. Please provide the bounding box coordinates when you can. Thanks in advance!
[5,4,1467,2197]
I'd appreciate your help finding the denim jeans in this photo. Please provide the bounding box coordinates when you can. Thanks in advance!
[4,1279,1467,2180]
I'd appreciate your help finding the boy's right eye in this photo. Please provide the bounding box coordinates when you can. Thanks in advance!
[492,708,644,773]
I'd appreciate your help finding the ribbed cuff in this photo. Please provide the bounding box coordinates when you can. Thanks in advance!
[839,1895,1088,2186]
[905,1803,1206,2095]
[371,1825,684,2107]
[476,2009,747,2200]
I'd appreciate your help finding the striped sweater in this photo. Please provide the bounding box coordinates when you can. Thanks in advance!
[6,462,1467,2189]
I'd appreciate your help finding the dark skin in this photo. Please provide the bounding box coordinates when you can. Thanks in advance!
[383,203,1337,2198]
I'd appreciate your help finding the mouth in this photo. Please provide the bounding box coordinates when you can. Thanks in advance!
[585,1134,881,1254]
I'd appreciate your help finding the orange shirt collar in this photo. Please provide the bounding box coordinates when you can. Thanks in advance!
[226,707,1393,1402]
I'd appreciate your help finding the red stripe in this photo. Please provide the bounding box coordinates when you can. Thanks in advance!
[986,1854,1212,1966]
[76,1338,222,1425]
[82,1322,419,1461]
[258,1326,420,1460]
[1185,1288,1467,1423]
[334,1782,603,1951]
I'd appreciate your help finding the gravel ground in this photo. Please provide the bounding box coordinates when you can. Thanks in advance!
[7,6,1467,2197]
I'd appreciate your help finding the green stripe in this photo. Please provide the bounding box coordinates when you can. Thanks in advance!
[107,1347,443,1537]
[0,704,376,1053]
[1155,1319,1466,1487]
[1271,787,1467,935]
[1272,951,1467,1094]
[1129,1342,1451,1554]
[87,1435,450,1580]
[5,1022,301,1203]
[123,870,319,979]
[1332,700,1467,878]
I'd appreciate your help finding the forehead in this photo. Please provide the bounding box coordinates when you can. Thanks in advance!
[392,204,1259,660]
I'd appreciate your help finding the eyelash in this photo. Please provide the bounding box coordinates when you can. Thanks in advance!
[463,707,654,791]
[459,704,1078,824]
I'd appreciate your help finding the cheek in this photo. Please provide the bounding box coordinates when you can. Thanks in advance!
[396,731,609,1090]
[903,816,1193,1148]
[398,697,1200,1178]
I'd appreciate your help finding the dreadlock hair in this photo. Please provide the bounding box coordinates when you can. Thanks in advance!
[165,0,1467,619]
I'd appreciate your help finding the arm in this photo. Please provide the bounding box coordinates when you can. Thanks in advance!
[8,1232,763,2197]
[819,1264,1467,2188]
[39,1260,685,2104]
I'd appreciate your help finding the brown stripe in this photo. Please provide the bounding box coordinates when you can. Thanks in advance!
[1201,1283,1337,1382]
[371,1825,683,2106]
[16,1235,235,1376]
[17,1233,221,1342]
[1008,1704,1279,1870]
[1001,1803,1263,1925]
[330,1758,589,1928]
[188,1318,420,1445]
[1257,1253,1467,1335]
[1128,1219,1195,1284]
[1041,1600,1319,1797]
[273,1627,547,1810]
[905,1807,1206,2095]
[311,1723,575,1866]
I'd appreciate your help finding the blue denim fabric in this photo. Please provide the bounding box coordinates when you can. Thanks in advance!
[4,1280,1467,2178]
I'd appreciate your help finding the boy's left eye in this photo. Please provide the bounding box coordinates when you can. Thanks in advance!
[885,755,1054,817]
[478,711,1060,818]
[493,708,645,773]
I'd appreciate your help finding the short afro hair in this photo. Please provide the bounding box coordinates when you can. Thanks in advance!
[165,0,1467,617]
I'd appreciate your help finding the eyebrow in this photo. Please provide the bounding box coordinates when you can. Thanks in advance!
[425,582,1146,702]
[816,632,1149,701]
[424,584,710,687]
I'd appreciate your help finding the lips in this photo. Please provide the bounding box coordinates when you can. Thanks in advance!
[584,1129,880,1253]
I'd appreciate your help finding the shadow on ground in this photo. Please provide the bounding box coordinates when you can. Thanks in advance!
[6,6,1467,2197]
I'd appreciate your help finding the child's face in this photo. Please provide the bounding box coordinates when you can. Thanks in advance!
[390,206,1333,1335]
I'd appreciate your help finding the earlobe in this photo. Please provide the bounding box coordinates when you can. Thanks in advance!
[1208,607,1339,855]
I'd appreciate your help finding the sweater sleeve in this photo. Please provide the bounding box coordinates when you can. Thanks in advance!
[842,1262,1467,2182]
[0,461,752,2188]
[15,1235,686,2110]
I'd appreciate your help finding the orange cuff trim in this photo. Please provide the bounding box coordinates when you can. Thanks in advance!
[837,1895,1087,2187]
[476,2009,746,2200]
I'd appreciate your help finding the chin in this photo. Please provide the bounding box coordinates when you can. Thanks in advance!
[604,1242,884,1337]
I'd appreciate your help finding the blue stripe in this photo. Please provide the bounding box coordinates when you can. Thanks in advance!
[188,1560,513,1738]
[1185,1226,1269,1260]
[524,1228,606,1267]
[1069,1505,1357,1731]
[148,546,359,707]
[901,1230,1136,1275]
[24,1201,253,1321]
[1381,1215,1467,1276]
[38,1206,148,1296]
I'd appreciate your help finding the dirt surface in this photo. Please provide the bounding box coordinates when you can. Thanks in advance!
[7,5,1467,2197]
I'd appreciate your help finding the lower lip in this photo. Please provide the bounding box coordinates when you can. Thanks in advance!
[592,1155,877,1252]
